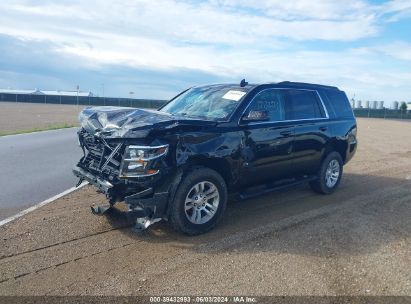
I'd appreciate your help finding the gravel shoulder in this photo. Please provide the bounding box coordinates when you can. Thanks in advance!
[0,118,410,296]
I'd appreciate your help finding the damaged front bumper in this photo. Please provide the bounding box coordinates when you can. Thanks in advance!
[73,166,114,195]
[73,165,174,231]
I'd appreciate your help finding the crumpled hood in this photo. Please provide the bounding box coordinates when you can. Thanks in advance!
[79,106,216,138]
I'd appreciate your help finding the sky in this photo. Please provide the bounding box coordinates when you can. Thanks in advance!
[0,0,410,103]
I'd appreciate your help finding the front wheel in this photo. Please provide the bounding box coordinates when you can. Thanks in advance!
[168,167,227,235]
[310,152,343,194]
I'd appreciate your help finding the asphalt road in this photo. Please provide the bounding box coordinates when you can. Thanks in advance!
[0,128,82,220]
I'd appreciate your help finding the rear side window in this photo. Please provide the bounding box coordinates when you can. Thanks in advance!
[287,90,325,120]
[324,90,354,118]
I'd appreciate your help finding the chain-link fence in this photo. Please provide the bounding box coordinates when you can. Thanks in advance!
[353,108,411,120]
[0,93,167,109]
[2,93,410,119]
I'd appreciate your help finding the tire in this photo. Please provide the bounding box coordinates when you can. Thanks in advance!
[168,167,227,235]
[309,152,343,194]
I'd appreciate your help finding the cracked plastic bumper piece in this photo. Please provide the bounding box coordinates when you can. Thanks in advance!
[124,187,170,232]
[125,188,169,219]
[90,205,111,215]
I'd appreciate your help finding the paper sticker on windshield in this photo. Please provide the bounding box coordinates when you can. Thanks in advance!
[222,90,246,101]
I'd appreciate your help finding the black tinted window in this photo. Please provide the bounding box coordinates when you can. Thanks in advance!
[324,90,353,118]
[247,89,286,122]
[288,90,324,120]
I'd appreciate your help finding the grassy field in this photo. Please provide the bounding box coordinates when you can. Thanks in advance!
[0,102,83,136]
[0,123,76,136]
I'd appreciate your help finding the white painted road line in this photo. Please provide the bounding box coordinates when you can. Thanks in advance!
[0,182,88,227]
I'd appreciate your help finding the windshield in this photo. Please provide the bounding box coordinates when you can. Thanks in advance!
[160,85,249,121]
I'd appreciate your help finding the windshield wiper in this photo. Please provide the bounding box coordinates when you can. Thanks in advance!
[174,112,212,120]
[176,112,192,117]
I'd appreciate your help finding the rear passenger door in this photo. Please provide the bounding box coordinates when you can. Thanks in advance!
[287,89,330,174]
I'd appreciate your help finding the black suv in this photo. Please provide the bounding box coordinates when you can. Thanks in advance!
[73,81,357,235]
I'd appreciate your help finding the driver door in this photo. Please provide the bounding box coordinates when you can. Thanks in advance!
[239,88,295,186]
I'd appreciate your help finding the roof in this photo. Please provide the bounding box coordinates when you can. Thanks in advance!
[207,81,340,91]
[41,90,94,97]
[0,89,39,94]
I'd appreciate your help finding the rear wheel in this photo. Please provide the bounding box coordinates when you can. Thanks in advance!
[168,167,227,235]
[310,152,343,194]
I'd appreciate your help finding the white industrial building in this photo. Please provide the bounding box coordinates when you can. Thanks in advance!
[0,88,95,97]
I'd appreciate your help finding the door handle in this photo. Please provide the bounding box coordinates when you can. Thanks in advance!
[280,130,292,136]
[319,126,328,132]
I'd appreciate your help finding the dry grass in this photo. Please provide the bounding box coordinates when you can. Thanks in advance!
[0,102,84,135]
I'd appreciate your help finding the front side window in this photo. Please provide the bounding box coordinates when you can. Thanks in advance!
[246,89,287,122]
[288,90,325,120]
[160,85,249,121]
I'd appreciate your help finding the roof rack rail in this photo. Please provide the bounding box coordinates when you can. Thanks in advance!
[276,81,338,90]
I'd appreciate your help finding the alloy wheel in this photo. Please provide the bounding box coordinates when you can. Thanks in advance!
[325,159,340,188]
[184,181,220,224]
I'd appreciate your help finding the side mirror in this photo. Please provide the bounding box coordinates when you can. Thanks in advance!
[242,110,269,122]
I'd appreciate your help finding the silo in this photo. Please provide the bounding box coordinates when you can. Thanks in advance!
[393,101,399,110]
[372,101,378,109]
[365,101,370,108]
[356,100,362,108]
[378,101,384,109]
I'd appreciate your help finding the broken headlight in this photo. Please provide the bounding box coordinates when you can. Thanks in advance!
[119,144,169,178]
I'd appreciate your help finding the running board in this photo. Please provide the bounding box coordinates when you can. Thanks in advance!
[239,175,317,200]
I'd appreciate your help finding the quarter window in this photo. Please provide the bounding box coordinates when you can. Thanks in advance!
[288,90,325,120]
[246,89,287,122]
[324,90,353,118]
